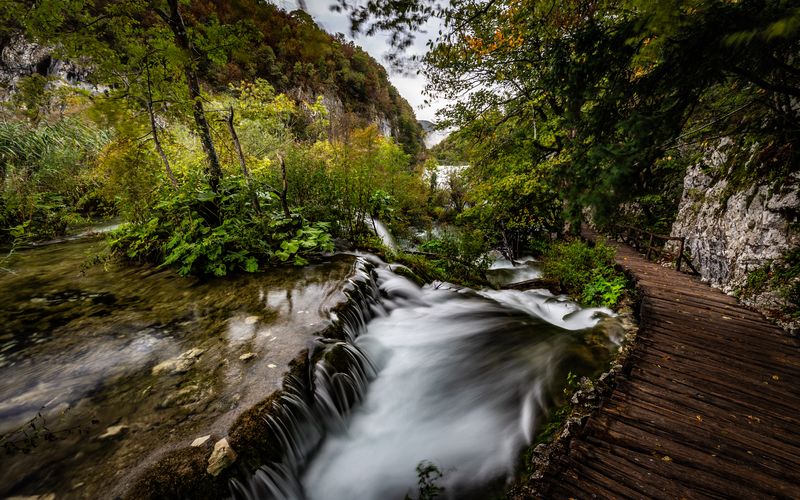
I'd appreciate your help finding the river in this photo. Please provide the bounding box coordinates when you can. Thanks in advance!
[0,237,620,498]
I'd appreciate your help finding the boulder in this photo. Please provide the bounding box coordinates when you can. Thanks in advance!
[207,438,237,477]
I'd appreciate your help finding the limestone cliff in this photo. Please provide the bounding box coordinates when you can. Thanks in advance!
[670,138,800,331]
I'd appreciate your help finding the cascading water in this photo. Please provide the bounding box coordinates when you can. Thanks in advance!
[235,257,620,499]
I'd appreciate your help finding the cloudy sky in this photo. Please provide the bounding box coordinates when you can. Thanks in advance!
[272,0,447,122]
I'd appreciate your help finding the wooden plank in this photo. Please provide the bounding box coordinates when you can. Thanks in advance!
[632,342,800,398]
[627,361,800,429]
[546,228,800,498]
[602,391,800,471]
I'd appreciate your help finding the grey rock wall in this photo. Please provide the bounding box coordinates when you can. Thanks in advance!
[670,138,799,330]
[1,37,99,97]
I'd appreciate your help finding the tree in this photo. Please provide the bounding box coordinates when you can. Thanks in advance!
[342,0,800,227]
[3,0,253,193]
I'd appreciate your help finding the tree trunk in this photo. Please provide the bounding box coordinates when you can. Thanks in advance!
[159,0,223,193]
[226,106,261,212]
[276,154,291,219]
[145,61,178,190]
[147,101,179,189]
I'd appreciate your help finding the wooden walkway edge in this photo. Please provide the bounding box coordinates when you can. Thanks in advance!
[543,229,800,499]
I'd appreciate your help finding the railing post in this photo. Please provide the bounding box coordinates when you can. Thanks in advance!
[676,237,685,272]
[646,233,654,259]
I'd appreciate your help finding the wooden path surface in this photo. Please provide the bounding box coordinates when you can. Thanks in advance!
[544,230,800,499]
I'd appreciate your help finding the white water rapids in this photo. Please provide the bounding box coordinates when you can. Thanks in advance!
[239,258,619,499]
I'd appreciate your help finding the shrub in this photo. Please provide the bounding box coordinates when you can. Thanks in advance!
[541,239,628,307]
[0,118,112,242]
[109,177,333,277]
[417,228,492,285]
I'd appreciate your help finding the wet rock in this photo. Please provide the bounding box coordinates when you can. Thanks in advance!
[207,438,236,476]
[239,352,256,362]
[191,435,211,447]
[152,358,193,376]
[99,425,129,439]
[179,347,205,360]
[244,316,259,325]
[152,348,205,375]
[159,385,201,408]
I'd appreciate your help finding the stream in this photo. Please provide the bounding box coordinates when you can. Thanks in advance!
[236,259,621,499]
[0,234,621,499]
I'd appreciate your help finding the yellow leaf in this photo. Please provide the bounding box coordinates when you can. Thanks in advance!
[662,456,672,462]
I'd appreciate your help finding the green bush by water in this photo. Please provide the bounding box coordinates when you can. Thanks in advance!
[0,118,113,242]
[541,239,628,307]
[109,177,333,277]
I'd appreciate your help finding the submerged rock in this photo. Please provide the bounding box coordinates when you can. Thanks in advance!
[239,352,256,362]
[191,435,211,447]
[151,348,205,375]
[151,358,193,376]
[99,425,129,439]
[207,438,236,476]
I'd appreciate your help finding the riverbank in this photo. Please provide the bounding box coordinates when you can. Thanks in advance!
[0,238,356,498]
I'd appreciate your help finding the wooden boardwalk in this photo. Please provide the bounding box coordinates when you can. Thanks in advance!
[544,232,800,499]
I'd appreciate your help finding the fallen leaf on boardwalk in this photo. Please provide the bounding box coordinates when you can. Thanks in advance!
[772,374,780,381]
[695,415,703,423]
[662,456,672,462]
[747,415,761,424]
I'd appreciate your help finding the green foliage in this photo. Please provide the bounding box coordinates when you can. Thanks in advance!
[417,228,492,285]
[739,248,800,318]
[404,461,444,500]
[541,240,628,307]
[0,117,112,241]
[581,269,627,308]
[354,0,800,230]
[109,177,333,277]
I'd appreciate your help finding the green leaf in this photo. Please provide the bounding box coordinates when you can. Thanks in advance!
[244,257,259,273]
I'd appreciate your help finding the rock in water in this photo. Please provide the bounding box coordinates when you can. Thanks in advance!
[151,347,205,375]
[99,425,129,439]
[207,438,236,476]
[191,435,211,447]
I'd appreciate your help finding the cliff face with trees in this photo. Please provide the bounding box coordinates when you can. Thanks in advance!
[0,1,423,157]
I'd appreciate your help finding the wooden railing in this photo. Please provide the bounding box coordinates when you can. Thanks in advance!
[613,224,699,275]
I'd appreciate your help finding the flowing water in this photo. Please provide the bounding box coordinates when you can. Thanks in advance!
[1,231,621,499]
[239,261,621,499]
[0,237,355,498]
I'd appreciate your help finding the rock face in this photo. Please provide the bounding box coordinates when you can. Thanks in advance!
[670,138,800,329]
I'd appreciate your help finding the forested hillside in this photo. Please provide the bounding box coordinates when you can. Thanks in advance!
[0,1,423,155]
[0,0,427,277]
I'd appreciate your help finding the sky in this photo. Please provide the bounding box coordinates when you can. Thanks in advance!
[271,0,448,123]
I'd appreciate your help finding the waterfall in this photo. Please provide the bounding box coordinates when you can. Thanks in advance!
[231,257,618,499]
[371,218,398,252]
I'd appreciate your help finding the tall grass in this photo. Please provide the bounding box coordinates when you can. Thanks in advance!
[0,118,113,241]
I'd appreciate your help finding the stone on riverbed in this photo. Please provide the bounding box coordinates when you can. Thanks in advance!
[99,425,129,439]
[207,438,236,476]
[239,352,256,361]
[151,348,205,376]
[191,435,211,447]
